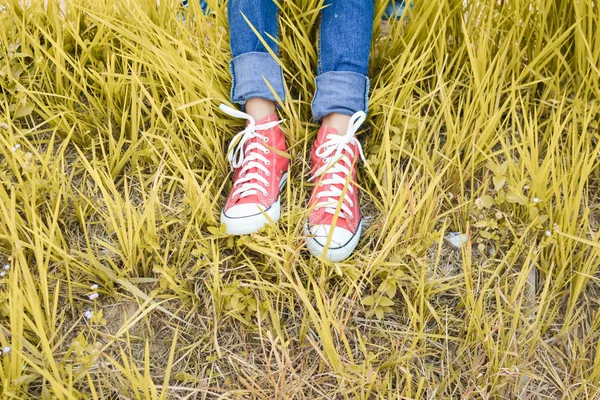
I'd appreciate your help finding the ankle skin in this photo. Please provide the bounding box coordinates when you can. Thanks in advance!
[245,98,276,121]
[322,113,351,135]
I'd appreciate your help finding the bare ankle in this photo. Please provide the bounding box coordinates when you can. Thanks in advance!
[322,113,351,135]
[245,98,276,121]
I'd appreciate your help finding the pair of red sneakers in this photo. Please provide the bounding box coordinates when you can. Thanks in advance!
[219,104,365,262]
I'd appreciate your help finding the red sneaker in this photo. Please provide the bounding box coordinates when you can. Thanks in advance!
[219,104,290,235]
[305,111,366,262]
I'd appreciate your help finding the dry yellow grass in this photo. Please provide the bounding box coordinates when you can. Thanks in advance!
[0,0,599,398]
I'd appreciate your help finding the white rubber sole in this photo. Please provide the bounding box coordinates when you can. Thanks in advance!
[221,173,288,235]
[304,219,363,263]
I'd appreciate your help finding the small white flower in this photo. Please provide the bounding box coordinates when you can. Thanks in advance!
[90,284,98,290]
[3,264,9,270]
[88,293,99,300]
[533,197,541,203]
[0,122,8,130]
[84,310,93,319]
[523,185,530,190]
[3,346,11,354]
[545,230,551,236]
[0,271,5,277]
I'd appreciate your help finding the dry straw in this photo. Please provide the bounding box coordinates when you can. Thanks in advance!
[0,0,599,398]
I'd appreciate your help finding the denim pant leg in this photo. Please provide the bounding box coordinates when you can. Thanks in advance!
[228,0,286,106]
[312,0,374,120]
[384,0,410,20]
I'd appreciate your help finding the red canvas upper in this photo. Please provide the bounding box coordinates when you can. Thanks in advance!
[307,123,362,234]
[224,112,289,212]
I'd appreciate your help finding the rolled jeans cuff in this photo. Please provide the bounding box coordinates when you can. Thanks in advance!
[312,71,370,120]
[229,52,286,105]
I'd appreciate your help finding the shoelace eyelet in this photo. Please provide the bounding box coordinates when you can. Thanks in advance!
[264,137,269,142]
[266,171,271,177]
[266,160,271,165]
[265,149,270,154]
[265,182,270,187]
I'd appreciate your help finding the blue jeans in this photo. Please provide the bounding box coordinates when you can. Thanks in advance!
[228,0,374,119]
[384,0,409,19]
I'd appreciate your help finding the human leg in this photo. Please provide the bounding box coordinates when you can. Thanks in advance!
[220,0,289,234]
[306,0,374,261]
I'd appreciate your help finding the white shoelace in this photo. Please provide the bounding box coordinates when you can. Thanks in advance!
[309,111,366,220]
[220,103,284,198]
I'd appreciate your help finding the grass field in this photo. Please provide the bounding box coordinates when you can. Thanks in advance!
[1,0,599,398]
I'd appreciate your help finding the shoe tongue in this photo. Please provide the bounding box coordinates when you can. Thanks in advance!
[317,125,358,199]
[318,124,357,167]
[248,112,279,127]
[233,113,279,206]
[317,123,339,143]
[232,155,263,206]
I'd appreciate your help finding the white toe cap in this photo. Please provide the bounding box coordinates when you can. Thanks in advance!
[224,203,266,218]
[309,224,354,248]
